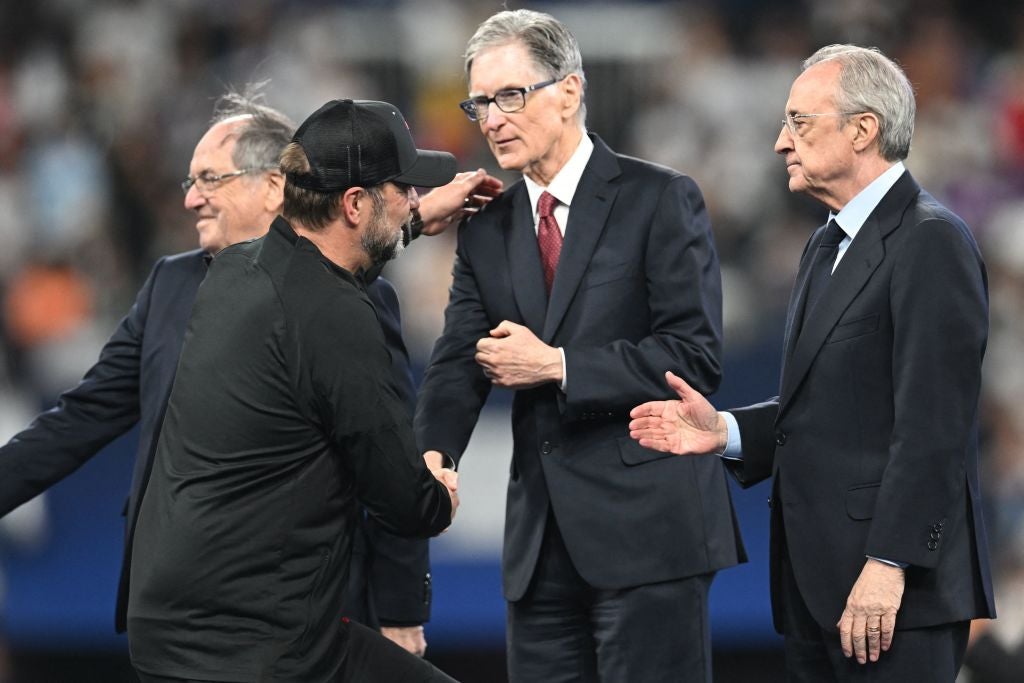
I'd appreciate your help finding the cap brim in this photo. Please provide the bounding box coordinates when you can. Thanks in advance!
[393,149,457,187]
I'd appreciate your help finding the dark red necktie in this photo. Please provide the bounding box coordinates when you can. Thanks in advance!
[537,191,563,295]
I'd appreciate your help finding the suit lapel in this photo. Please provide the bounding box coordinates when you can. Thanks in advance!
[778,171,920,414]
[780,230,824,383]
[541,136,621,342]
[779,226,884,408]
[504,183,548,333]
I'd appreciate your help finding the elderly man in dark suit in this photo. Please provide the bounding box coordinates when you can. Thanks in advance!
[630,44,995,682]
[0,89,499,652]
[415,9,744,682]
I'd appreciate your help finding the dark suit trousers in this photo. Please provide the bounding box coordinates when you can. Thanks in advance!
[780,548,968,682]
[135,621,458,683]
[507,513,714,683]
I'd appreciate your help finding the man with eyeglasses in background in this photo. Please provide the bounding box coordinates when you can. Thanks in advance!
[630,45,994,681]
[414,9,744,682]
[0,86,500,658]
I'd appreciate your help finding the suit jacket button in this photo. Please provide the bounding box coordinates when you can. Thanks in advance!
[767,497,774,509]
[927,540,938,551]
[541,441,553,455]
[775,431,787,446]
[932,523,942,532]
[930,531,940,540]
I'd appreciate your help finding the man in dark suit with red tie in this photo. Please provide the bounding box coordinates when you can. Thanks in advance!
[630,44,995,682]
[415,9,744,682]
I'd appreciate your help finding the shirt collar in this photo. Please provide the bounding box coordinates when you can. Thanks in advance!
[829,161,906,240]
[524,132,594,218]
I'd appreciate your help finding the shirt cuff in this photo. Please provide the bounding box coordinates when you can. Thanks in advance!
[719,411,743,460]
[867,555,909,569]
[558,347,567,393]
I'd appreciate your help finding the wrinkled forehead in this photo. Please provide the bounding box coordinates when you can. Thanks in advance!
[468,41,545,93]
[786,61,841,113]
[190,119,245,171]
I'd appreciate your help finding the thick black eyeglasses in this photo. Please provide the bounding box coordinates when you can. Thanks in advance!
[459,77,562,122]
[180,167,275,195]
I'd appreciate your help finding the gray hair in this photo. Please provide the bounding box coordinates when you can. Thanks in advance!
[211,83,296,173]
[464,9,587,125]
[803,44,915,161]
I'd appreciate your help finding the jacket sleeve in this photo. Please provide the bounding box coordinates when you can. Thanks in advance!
[563,174,723,415]
[366,523,431,625]
[312,291,451,538]
[363,277,431,624]
[724,399,781,488]
[0,258,162,516]
[865,217,987,568]
[414,225,494,465]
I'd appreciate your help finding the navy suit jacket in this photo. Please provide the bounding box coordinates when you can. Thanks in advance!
[0,248,429,632]
[727,172,996,632]
[416,135,745,600]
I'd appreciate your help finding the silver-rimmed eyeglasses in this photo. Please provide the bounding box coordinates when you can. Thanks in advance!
[781,111,866,136]
[180,167,275,195]
[459,77,564,122]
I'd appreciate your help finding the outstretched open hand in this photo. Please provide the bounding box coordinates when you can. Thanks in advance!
[628,371,726,456]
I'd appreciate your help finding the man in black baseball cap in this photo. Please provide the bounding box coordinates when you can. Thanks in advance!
[289,99,457,191]
[127,100,461,683]
[279,99,457,271]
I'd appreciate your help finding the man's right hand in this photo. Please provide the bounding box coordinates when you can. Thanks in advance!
[424,451,459,523]
[628,371,728,456]
[418,169,504,235]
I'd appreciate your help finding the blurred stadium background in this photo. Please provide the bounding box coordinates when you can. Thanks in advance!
[0,0,1021,680]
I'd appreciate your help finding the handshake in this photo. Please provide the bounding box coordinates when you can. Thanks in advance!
[423,449,459,525]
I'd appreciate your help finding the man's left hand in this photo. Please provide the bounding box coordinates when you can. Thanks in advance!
[838,558,906,664]
[475,321,562,389]
[418,169,504,236]
[381,625,427,657]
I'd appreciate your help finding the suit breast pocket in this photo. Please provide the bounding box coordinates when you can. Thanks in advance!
[827,313,879,344]
[583,261,638,290]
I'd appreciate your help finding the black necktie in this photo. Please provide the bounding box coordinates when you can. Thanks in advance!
[803,219,846,317]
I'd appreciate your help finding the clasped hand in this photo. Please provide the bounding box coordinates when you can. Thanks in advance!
[475,321,562,389]
[424,451,459,525]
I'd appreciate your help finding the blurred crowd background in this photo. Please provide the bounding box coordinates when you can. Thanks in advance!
[0,0,1022,681]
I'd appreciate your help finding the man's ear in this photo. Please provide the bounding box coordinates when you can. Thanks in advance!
[264,171,285,214]
[339,186,367,227]
[561,73,583,121]
[850,112,881,154]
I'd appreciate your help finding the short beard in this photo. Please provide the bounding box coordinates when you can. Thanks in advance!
[361,201,404,265]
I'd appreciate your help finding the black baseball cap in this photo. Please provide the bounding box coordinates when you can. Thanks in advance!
[288,99,456,192]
